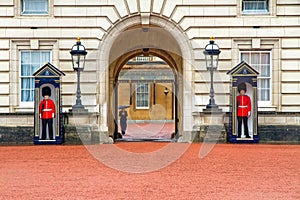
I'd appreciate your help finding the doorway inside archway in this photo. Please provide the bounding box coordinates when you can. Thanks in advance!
[115,55,176,141]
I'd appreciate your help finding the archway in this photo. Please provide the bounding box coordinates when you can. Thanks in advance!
[111,49,181,141]
[98,15,194,141]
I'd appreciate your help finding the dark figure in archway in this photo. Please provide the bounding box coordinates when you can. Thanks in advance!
[119,108,128,135]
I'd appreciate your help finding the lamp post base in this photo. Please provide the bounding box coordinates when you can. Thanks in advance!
[203,104,222,113]
[70,105,88,113]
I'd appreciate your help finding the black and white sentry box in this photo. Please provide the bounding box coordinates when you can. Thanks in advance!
[33,63,65,144]
[227,61,259,143]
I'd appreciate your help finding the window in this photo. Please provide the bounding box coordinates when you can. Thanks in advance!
[136,56,151,62]
[22,0,49,15]
[242,0,269,14]
[241,51,271,103]
[136,83,149,109]
[20,51,51,104]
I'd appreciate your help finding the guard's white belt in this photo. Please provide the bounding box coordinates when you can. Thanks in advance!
[238,106,248,108]
[42,109,52,111]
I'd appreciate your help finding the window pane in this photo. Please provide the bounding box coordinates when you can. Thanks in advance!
[258,78,270,88]
[260,53,270,77]
[20,51,51,103]
[260,52,270,64]
[31,64,40,74]
[21,78,34,102]
[41,52,50,62]
[258,79,270,101]
[21,64,31,76]
[136,83,149,108]
[250,53,260,65]
[21,52,30,64]
[31,52,40,63]
[242,0,268,12]
[241,53,249,62]
[240,51,271,101]
[258,88,270,101]
[260,65,270,77]
[22,0,48,14]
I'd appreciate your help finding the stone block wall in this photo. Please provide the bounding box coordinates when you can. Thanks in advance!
[259,125,300,144]
[0,124,103,145]
[0,113,112,145]
[192,125,227,143]
[0,112,299,144]
[0,126,33,145]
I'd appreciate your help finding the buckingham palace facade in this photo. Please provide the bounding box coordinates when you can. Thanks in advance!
[0,0,299,144]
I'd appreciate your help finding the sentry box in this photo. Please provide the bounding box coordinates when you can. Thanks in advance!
[33,63,65,144]
[227,61,259,143]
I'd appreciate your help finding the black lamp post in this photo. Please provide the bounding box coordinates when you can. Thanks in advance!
[70,37,87,111]
[203,37,221,111]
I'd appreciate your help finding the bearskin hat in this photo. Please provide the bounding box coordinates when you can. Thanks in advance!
[42,86,51,97]
[238,82,247,93]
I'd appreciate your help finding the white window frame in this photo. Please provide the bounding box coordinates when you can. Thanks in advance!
[136,56,151,62]
[19,50,52,107]
[242,0,269,15]
[135,83,150,109]
[21,0,49,15]
[240,51,272,107]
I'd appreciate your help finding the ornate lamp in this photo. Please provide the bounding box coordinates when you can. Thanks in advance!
[70,37,87,111]
[203,37,221,110]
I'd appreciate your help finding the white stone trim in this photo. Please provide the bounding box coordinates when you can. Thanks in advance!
[98,14,194,134]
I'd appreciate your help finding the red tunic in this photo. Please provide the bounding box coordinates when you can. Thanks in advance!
[236,95,251,117]
[39,99,56,119]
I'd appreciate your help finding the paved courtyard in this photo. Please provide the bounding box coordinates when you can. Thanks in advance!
[0,143,299,199]
[120,122,175,140]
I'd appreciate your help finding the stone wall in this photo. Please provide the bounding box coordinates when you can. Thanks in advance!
[0,113,108,145]
[0,126,33,145]
[0,124,298,145]
[0,1,299,114]
[0,112,299,144]
[0,125,105,145]
[259,125,300,144]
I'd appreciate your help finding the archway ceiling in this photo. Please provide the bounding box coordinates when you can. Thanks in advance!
[109,26,181,64]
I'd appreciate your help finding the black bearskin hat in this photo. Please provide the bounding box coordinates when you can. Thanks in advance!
[238,82,247,93]
[42,86,51,97]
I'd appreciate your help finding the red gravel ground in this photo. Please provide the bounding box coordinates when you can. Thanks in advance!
[0,143,299,200]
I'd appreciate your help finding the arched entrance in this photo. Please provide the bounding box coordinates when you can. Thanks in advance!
[98,15,194,141]
[111,49,181,141]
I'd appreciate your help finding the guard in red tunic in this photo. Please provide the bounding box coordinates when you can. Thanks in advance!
[236,83,251,138]
[39,86,56,140]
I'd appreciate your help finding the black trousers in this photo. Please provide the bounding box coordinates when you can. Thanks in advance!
[41,118,53,140]
[237,116,249,138]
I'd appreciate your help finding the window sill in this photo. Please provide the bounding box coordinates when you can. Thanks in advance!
[242,11,270,15]
[15,106,34,113]
[258,106,276,112]
[21,12,48,15]
[20,13,49,17]
[135,107,150,110]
